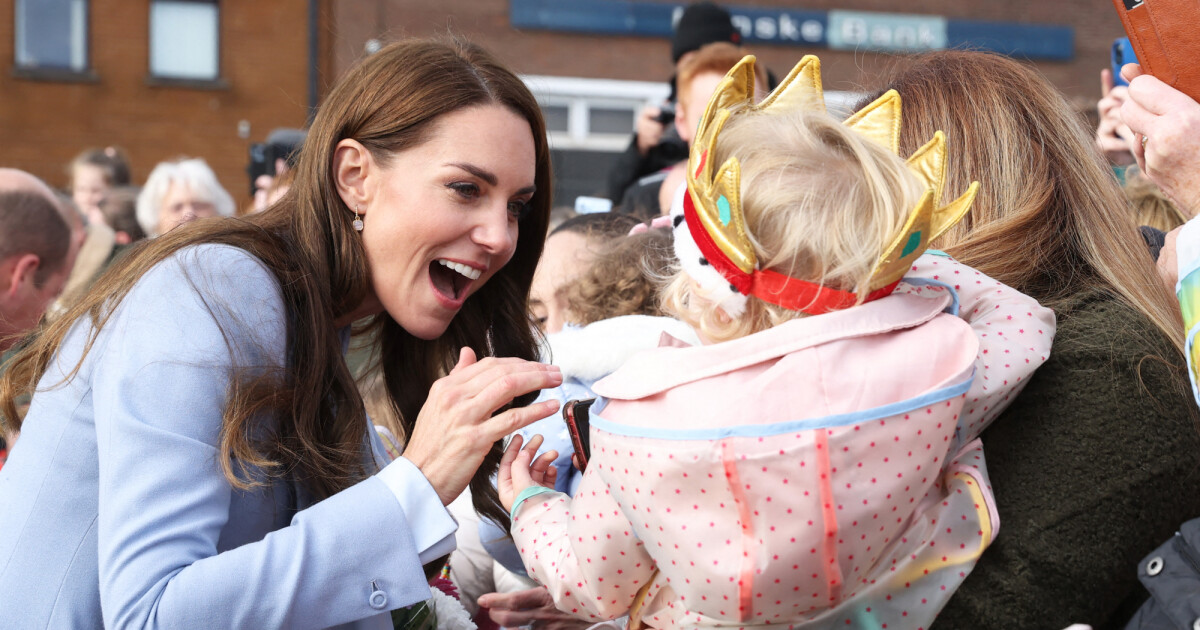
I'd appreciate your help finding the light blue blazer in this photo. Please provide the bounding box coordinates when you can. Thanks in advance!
[0,245,456,629]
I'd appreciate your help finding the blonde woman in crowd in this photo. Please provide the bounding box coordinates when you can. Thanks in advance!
[866,50,1200,630]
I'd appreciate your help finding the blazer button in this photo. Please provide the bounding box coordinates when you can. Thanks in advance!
[1147,556,1164,577]
[369,580,388,610]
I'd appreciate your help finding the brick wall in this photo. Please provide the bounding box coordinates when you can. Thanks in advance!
[0,0,324,206]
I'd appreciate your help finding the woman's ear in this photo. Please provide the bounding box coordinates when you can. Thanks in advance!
[332,139,372,215]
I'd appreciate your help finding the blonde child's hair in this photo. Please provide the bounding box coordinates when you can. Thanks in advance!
[662,108,926,343]
[1125,173,1187,232]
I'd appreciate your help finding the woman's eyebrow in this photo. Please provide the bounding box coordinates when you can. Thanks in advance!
[446,162,497,186]
[447,162,536,195]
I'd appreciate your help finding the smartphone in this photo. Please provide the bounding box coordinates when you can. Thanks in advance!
[1112,37,1139,87]
[562,398,595,472]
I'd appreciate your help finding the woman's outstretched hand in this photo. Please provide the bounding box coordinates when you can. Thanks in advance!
[498,433,559,512]
[403,347,561,505]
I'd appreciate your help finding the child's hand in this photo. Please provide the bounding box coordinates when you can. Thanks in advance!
[498,434,559,512]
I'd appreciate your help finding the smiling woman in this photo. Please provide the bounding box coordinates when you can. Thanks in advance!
[0,38,559,629]
[336,104,538,340]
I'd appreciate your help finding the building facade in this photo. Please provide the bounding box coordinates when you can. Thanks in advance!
[1,0,331,204]
[3,0,1125,208]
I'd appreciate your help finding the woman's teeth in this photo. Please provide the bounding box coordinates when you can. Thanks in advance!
[436,259,482,280]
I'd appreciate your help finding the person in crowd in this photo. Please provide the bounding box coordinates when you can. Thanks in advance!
[250,128,307,213]
[0,170,74,467]
[605,1,741,203]
[562,227,675,326]
[67,146,132,229]
[499,55,1051,629]
[0,170,74,357]
[0,38,561,628]
[1097,69,1138,171]
[529,212,640,334]
[618,41,767,219]
[470,222,694,629]
[1119,64,1200,630]
[136,157,236,237]
[99,186,148,246]
[858,50,1200,630]
[1095,69,1190,238]
[50,193,119,318]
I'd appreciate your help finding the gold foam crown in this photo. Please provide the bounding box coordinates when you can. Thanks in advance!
[685,55,980,296]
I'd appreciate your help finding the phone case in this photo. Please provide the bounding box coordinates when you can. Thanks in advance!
[563,399,594,472]
[1111,0,1200,102]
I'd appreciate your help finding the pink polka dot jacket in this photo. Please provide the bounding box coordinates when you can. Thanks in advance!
[510,254,1056,629]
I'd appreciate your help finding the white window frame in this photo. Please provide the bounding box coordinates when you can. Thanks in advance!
[149,0,221,81]
[523,75,669,152]
[14,0,89,73]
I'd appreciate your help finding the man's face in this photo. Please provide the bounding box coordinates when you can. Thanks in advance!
[0,261,69,350]
[676,71,768,146]
[677,71,727,145]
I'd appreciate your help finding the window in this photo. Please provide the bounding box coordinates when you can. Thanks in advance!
[542,105,570,134]
[523,76,669,152]
[150,0,219,81]
[14,0,88,72]
[588,108,636,135]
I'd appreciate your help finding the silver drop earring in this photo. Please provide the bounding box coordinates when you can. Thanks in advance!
[352,205,364,232]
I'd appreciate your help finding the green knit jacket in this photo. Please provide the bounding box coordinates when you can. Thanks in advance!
[934,291,1200,630]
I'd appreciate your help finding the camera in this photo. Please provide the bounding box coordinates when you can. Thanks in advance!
[653,103,677,125]
[246,128,307,196]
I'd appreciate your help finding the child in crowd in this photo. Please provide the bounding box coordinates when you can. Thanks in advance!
[530,213,641,334]
[67,146,131,228]
[498,56,1055,629]
[469,225,697,610]
[98,186,147,246]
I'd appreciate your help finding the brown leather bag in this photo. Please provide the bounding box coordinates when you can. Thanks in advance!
[1111,0,1200,102]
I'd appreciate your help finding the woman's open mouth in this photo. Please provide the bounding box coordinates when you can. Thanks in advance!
[430,258,482,305]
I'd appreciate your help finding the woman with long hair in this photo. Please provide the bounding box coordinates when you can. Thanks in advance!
[0,39,561,628]
[862,50,1200,629]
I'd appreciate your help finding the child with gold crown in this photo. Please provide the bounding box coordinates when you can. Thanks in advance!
[497,55,1055,629]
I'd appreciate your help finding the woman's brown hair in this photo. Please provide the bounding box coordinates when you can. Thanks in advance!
[0,38,551,530]
[861,50,1184,360]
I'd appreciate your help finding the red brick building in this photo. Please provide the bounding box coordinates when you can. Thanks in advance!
[1,0,1126,207]
[0,0,333,203]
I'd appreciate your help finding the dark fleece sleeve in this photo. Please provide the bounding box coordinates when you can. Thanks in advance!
[933,295,1200,630]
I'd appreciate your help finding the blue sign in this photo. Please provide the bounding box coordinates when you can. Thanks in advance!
[947,19,1074,61]
[724,8,828,45]
[827,11,946,52]
[509,0,1074,61]
[510,0,825,45]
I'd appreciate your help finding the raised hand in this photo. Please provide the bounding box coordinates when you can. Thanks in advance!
[498,433,558,512]
[1121,64,1200,217]
[403,347,561,505]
